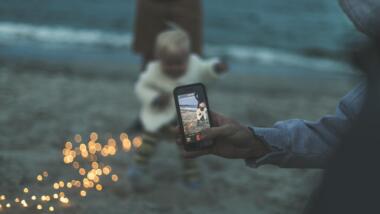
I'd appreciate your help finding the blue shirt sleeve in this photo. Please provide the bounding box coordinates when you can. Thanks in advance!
[246,83,366,168]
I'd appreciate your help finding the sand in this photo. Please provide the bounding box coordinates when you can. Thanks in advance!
[0,59,359,214]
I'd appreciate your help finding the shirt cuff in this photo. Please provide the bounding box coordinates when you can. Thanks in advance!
[245,127,289,168]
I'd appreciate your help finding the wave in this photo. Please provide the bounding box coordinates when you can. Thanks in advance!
[0,22,132,48]
[206,45,351,73]
[0,21,351,72]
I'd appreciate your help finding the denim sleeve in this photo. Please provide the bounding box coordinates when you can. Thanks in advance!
[246,83,366,168]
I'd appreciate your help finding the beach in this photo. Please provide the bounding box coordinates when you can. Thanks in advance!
[0,58,359,214]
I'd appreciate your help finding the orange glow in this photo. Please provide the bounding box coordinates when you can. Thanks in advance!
[79,144,87,152]
[102,166,111,175]
[101,147,109,157]
[122,138,132,152]
[67,182,73,188]
[111,174,119,182]
[95,143,102,152]
[93,176,100,183]
[107,138,117,147]
[74,134,82,143]
[37,204,42,210]
[91,162,99,169]
[119,133,128,141]
[87,170,96,180]
[64,155,74,164]
[95,184,103,191]
[132,136,143,149]
[59,197,69,204]
[0,131,135,213]
[65,141,73,150]
[90,132,98,141]
[108,146,116,156]
[79,168,86,176]
[96,169,102,176]
[53,183,60,190]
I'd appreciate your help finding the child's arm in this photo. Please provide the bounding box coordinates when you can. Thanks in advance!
[135,72,160,106]
[197,55,228,80]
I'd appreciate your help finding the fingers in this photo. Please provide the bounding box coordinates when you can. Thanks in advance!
[182,149,211,159]
[176,137,211,159]
[209,111,224,126]
[201,124,235,141]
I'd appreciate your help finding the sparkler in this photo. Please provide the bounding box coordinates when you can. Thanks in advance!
[0,132,142,212]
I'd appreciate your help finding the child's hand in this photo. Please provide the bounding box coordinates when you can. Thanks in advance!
[152,93,171,109]
[214,61,228,74]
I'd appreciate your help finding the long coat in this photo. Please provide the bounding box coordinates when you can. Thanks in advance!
[132,0,203,57]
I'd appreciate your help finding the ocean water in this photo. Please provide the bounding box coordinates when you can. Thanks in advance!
[0,0,361,75]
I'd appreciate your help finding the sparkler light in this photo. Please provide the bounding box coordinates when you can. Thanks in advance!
[0,132,142,212]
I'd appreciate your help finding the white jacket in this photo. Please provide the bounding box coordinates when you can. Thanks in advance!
[196,108,208,121]
[135,54,221,132]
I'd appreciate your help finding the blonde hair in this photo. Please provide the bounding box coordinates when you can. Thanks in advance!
[155,28,191,57]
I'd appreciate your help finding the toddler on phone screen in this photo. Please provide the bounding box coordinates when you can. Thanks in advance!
[196,102,208,125]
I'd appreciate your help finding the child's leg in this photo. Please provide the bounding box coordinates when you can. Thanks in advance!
[128,131,158,191]
[133,132,158,168]
[181,158,202,188]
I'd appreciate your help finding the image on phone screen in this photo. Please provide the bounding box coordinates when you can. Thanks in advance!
[178,91,211,144]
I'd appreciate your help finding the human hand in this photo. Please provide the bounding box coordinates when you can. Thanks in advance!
[213,61,228,74]
[152,93,170,109]
[177,112,271,159]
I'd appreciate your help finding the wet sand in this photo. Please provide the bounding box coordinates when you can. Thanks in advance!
[0,59,360,214]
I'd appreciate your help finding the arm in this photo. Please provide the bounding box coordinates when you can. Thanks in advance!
[195,55,227,80]
[177,83,365,169]
[134,72,160,106]
[247,83,366,168]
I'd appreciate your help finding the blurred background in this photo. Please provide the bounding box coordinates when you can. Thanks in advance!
[0,0,363,213]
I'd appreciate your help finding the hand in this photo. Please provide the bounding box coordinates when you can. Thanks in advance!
[177,112,271,159]
[213,61,228,74]
[152,94,170,109]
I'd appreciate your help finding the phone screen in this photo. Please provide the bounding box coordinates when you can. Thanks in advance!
[177,90,211,145]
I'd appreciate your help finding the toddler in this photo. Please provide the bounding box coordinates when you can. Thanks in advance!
[130,28,227,190]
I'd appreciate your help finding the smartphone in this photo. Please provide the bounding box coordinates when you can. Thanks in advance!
[174,83,213,151]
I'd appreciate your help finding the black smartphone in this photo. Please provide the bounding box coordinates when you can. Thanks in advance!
[174,83,213,151]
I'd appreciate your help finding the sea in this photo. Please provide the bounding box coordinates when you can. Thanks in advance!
[0,0,363,76]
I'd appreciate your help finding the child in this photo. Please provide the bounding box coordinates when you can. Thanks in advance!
[196,102,208,126]
[130,28,227,190]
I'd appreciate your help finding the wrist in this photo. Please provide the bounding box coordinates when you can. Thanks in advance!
[212,62,223,74]
[247,127,271,159]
